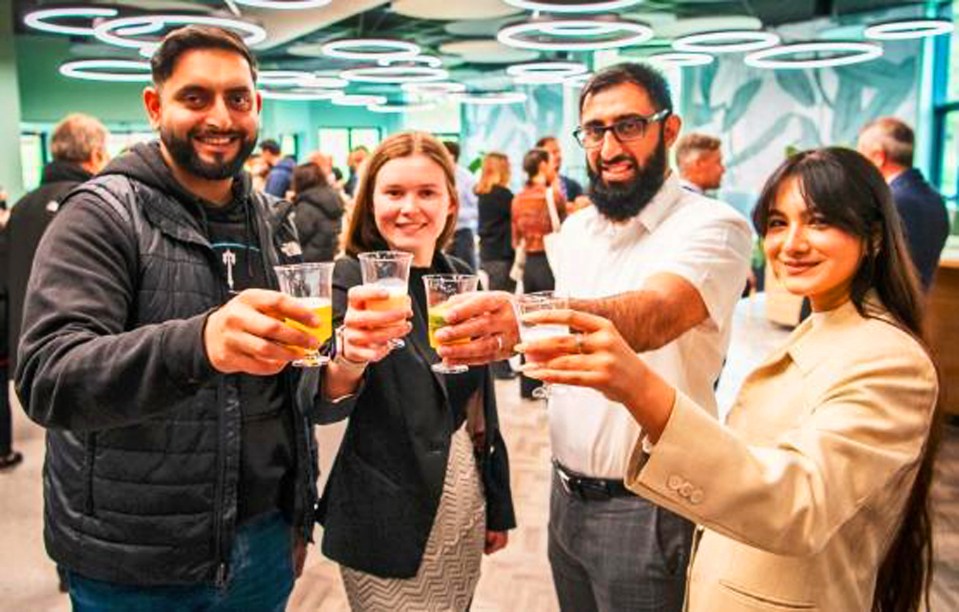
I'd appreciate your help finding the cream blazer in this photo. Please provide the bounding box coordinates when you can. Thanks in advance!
[625,300,938,611]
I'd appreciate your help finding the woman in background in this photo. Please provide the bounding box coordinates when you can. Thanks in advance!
[318,131,515,610]
[522,147,941,611]
[291,162,344,262]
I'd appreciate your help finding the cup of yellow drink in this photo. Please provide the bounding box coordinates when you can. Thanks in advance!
[422,274,479,374]
[273,262,335,367]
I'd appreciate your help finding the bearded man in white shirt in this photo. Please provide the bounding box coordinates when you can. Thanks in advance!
[541,63,752,611]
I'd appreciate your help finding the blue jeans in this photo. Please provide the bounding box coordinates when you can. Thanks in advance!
[69,512,294,612]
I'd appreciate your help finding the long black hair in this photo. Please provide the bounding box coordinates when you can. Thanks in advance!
[753,147,942,612]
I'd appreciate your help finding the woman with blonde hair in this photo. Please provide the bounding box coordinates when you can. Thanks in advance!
[522,147,941,611]
[317,131,516,610]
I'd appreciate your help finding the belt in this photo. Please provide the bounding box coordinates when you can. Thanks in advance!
[554,462,635,501]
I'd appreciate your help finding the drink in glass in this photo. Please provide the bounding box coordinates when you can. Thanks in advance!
[273,262,335,367]
[358,251,413,349]
[423,274,479,374]
[516,291,569,398]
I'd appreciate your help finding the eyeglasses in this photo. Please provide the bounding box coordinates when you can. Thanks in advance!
[573,109,671,149]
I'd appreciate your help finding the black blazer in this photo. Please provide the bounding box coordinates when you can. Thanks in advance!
[889,169,949,290]
[316,251,516,578]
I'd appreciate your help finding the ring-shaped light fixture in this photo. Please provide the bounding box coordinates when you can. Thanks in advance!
[331,93,389,107]
[647,52,715,67]
[507,61,587,83]
[377,55,444,68]
[498,17,653,51]
[563,73,593,88]
[295,75,349,89]
[504,0,644,12]
[673,30,780,54]
[368,101,437,113]
[233,0,332,9]
[402,81,467,94]
[260,89,338,101]
[340,66,449,84]
[322,38,420,62]
[258,70,314,86]
[24,6,119,36]
[93,15,267,55]
[450,91,528,105]
[744,41,883,70]
[59,59,152,82]
[864,18,955,40]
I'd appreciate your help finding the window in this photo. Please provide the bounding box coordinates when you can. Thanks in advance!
[931,1,958,234]
[20,133,45,191]
[318,127,382,175]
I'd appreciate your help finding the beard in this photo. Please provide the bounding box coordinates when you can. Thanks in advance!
[587,134,668,222]
[160,125,258,181]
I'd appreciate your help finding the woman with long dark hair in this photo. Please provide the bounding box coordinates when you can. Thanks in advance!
[521,147,941,611]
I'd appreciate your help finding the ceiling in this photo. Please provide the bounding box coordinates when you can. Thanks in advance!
[11,0,952,101]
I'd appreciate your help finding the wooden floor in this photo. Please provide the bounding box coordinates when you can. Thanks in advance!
[3,296,959,611]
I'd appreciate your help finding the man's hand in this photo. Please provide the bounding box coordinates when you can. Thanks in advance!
[433,291,519,366]
[204,289,320,376]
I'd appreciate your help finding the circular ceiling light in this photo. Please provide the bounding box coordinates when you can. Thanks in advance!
[24,6,120,36]
[258,70,314,86]
[504,0,644,13]
[498,16,653,51]
[402,81,467,94]
[261,89,338,101]
[93,15,267,55]
[59,59,152,82]
[321,38,420,62]
[507,61,587,84]
[368,101,436,113]
[232,0,332,8]
[744,41,883,69]
[377,54,444,68]
[451,91,527,105]
[331,93,389,106]
[673,30,780,54]
[295,74,349,89]
[563,73,593,88]
[340,65,449,84]
[647,52,715,67]
[864,19,955,40]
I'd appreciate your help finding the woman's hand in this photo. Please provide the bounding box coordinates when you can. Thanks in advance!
[518,309,675,442]
[341,285,413,364]
[484,530,509,555]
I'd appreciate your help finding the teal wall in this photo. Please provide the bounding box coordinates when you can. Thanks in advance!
[260,99,399,157]
[1,3,25,201]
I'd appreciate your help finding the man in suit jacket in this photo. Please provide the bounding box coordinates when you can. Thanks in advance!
[858,117,949,290]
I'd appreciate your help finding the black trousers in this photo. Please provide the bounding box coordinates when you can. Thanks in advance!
[448,228,477,272]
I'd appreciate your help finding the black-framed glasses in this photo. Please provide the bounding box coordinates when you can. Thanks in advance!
[573,109,671,149]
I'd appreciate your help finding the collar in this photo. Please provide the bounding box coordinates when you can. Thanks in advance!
[679,177,704,195]
[587,172,684,240]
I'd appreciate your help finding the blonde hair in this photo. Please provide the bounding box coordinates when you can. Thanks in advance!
[475,152,511,195]
[345,131,459,256]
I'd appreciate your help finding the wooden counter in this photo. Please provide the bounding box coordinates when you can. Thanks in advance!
[928,255,959,416]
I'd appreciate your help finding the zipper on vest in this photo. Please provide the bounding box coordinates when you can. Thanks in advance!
[215,562,228,589]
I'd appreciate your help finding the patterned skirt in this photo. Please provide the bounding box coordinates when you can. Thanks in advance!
[340,425,487,611]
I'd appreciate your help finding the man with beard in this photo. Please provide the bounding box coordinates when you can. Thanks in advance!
[16,26,352,610]
[541,63,752,611]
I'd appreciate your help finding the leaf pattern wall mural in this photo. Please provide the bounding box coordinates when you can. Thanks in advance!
[682,43,920,216]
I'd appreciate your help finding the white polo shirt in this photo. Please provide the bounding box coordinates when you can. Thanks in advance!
[550,173,752,478]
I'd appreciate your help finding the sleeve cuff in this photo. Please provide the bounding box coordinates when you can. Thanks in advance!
[162,312,219,388]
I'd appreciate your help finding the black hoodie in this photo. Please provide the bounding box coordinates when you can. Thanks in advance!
[55,142,296,523]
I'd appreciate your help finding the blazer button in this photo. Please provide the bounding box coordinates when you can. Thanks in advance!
[690,489,704,504]
[667,475,683,491]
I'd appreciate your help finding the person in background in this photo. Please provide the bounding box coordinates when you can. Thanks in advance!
[857,117,949,291]
[536,135,584,203]
[260,138,295,198]
[344,145,369,197]
[675,132,725,195]
[540,62,751,611]
[443,140,479,271]
[319,131,515,610]
[522,147,941,612]
[246,151,269,192]
[0,187,7,211]
[16,26,331,610]
[291,162,343,262]
[476,151,516,380]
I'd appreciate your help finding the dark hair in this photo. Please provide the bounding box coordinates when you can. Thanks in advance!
[522,148,550,185]
[753,147,940,612]
[292,163,327,194]
[579,62,673,114]
[443,140,460,162]
[535,135,556,148]
[150,25,257,87]
[260,139,281,155]
[345,131,459,257]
